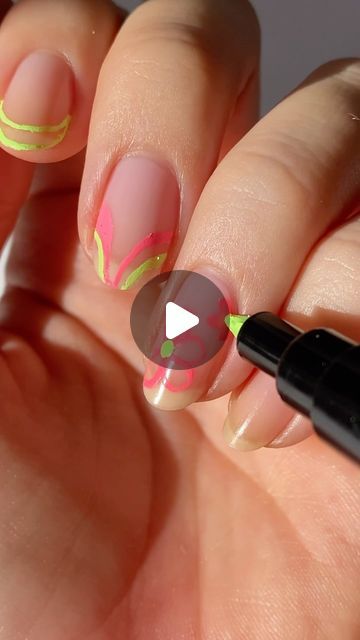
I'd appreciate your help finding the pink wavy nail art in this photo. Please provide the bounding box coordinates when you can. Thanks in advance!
[143,331,206,393]
[207,297,230,341]
[143,366,194,392]
[96,204,114,284]
[95,203,174,288]
[113,230,173,288]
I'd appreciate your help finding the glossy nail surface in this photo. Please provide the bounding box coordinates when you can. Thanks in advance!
[0,51,73,152]
[268,413,314,448]
[223,370,295,451]
[94,156,179,291]
[143,268,232,410]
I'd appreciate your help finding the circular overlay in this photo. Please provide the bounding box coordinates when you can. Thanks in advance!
[130,270,230,370]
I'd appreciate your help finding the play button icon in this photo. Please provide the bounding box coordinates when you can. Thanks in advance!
[165,302,199,339]
[130,270,231,370]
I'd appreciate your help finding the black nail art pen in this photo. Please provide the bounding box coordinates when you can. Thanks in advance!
[225,312,360,463]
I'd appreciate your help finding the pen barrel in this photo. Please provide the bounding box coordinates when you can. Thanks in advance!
[236,311,300,375]
[311,344,360,462]
[237,312,360,462]
[277,330,360,462]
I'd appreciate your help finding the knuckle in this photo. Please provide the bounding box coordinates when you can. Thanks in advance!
[218,144,319,223]
[308,58,360,91]
[291,217,360,314]
[118,0,260,69]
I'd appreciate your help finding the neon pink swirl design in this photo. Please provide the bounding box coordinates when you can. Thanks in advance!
[207,297,230,341]
[143,366,194,392]
[113,230,173,287]
[173,333,207,367]
[144,332,204,393]
[95,203,173,287]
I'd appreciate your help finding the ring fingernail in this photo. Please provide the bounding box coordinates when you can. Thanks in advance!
[0,51,73,152]
[93,156,180,290]
[142,269,232,410]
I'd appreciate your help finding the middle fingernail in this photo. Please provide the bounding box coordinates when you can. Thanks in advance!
[93,156,180,290]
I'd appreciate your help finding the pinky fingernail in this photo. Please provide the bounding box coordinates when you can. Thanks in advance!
[268,414,314,448]
[223,371,295,451]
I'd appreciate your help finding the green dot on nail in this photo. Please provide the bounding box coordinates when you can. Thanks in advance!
[161,339,175,359]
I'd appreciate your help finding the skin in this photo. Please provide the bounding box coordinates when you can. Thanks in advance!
[0,0,358,638]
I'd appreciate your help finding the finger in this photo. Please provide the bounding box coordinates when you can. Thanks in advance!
[0,0,119,162]
[226,208,360,451]
[78,0,259,291]
[142,59,360,411]
[0,151,33,259]
[224,371,315,451]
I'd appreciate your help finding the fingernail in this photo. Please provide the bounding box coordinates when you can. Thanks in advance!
[268,413,313,448]
[93,156,180,290]
[0,51,73,152]
[223,371,295,451]
[143,268,231,410]
[143,358,202,410]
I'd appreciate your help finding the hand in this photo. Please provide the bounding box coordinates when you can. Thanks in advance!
[0,0,359,638]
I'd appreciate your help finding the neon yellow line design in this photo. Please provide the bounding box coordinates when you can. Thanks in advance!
[224,314,250,337]
[0,100,70,132]
[0,99,71,151]
[94,230,105,282]
[0,126,68,151]
[120,253,167,291]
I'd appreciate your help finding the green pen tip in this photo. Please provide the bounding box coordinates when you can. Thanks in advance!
[225,314,250,338]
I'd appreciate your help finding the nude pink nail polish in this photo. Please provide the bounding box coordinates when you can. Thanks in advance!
[142,267,233,410]
[223,371,296,450]
[1,51,73,152]
[93,156,180,290]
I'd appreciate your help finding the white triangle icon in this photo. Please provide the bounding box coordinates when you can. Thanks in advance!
[165,302,199,340]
